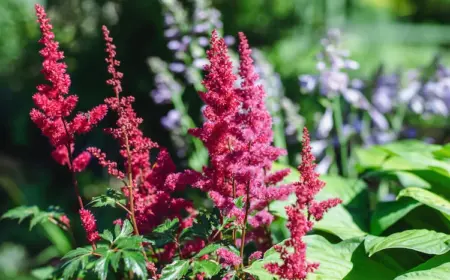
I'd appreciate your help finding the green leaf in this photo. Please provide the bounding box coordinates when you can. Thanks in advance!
[234,196,245,209]
[370,199,421,235]
[31,266,56,279]
[314,204,367,240]
[394,262,450,280]
[94,250,114,280]
[193,260,220,278]
[150,218,180,247]
[115,220,134,241]
[365,229,450,257]
[61,247,93,279]
[123,251,147,279]
[1,205,39,223]
[88,188,126,208]
[100,229,114,244]
[244,259,278,280]
[433,144,450,159]
[30,212,50,230]
[398,187,450,220]
[115,236,144,250]
[160,260,189,280]
[180,209,220,240]
[195,243,223,258]
[405,251,450,274]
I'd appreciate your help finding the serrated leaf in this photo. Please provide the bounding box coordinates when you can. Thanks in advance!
[365,229,450,257]
[394,262,450,280]
[160,260,189,280]
[370,199,421,235]
[30,212,50,230]
[62,247,92,260]
[88,188,126,208]
[61,247,92,279]
[115,220,134,241]
[100,229,114,244]
[115,235,144,250]
[123,251,147,279]
[95,250,114,280]
[1,206,39,223]
[193,260,220,278]
[195,243,222,258]
[398,187,450,220]
[180,209,220,240]
[109,251,121,272]
[151,218,180,246]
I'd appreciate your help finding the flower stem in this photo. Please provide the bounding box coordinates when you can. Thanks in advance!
[239,182,251,266]
[331,96,348,177]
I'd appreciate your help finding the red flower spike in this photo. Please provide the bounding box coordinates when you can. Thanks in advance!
[79,209,100,243]
[265,127,341,279]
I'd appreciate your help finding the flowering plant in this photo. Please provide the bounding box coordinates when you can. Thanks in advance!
[2,5,340,280]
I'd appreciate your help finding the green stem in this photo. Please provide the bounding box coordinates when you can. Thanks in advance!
[332,96,348,177]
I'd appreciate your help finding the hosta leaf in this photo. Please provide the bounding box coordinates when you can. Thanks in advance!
[370,199,421,235]
[394,262,450,280]
[123,251,147,279]
[365,229,450,257]
[405,251,450,274]
[160,260,189,280]
[314,204,367,240]
[398,187,450,220]
[243,259,278,280]
[193,260,220,278]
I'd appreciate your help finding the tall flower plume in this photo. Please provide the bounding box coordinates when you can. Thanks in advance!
[265,127,341,279]
[88,26,193,240]
[169,31,292,256]
[31,4,107,174]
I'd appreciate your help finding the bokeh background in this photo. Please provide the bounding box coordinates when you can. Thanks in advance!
[1,0,450,278]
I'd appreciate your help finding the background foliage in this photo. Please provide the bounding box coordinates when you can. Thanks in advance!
[1,0,450,279]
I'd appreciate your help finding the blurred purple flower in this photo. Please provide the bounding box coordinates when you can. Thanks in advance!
[161,109,182,130]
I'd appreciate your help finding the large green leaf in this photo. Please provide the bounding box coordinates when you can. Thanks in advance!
[394,263,450,280]
[314,204,367,240]
[370,199,421,235]
[160,260,190,280]
[398,187,450,220]
[365,229,450,257]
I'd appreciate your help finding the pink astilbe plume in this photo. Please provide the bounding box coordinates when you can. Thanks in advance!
[88,26,193,243]
[265,128,341,280]
[170,31,292,255]
[79,209,100,243]
[31,4,107,175]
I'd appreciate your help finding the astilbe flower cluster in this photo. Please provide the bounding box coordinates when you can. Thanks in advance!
[31,4,106,245]
[87,26,195,239]
[265,128,341,280]
[29,5,340,278]
[171,31,293,254]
